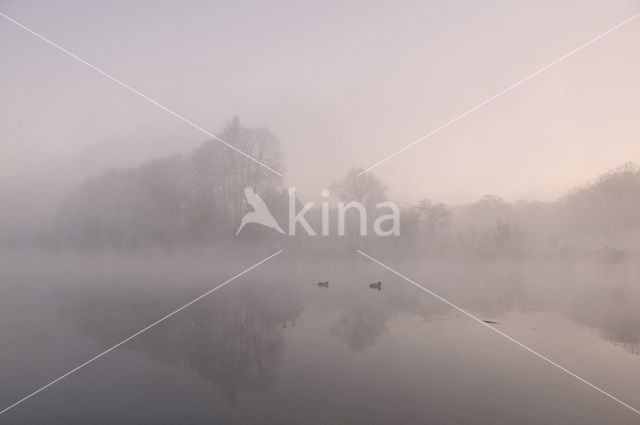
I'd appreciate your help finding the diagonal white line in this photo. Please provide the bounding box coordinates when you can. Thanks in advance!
[0,12,283,177]
[0,250,283,416]
[358,11,640,176]
[356,249,640,416]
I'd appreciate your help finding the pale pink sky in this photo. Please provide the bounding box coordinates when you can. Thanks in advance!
[1,0,639,206]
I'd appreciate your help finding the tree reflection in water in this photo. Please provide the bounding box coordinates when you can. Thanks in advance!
[63,282,305,402]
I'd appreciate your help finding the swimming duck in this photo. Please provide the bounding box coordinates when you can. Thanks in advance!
[369,281,382,290]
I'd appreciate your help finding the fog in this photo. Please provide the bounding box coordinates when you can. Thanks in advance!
[3,117,640,258]
[2,0,640,207]
[1,1,640,424]
[2,251,640,424]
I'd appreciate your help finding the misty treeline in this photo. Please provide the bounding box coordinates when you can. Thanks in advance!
[396,162,640,259]
[2,118,640,259]
[58,117,286,247]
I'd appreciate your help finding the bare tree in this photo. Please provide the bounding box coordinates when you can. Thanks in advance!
[413,199,451,244]
[331,168,386,208]
[186,117,284,219]
[331,168,386,249]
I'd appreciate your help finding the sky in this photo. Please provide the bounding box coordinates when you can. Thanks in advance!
[1,0,639,207]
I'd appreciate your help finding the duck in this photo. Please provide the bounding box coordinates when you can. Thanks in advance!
[317,281,329,288]
[369,281,382,290]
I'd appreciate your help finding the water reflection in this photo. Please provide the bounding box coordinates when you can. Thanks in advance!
[62,283,306,402]
[330,296,389,351]
[59,258,640,390]
[401,259,640,355]
[18,255,639,424]
[572,280,640,355]
[326,281,451,351]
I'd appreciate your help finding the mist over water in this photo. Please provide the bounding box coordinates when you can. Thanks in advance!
[2,0,640,423]
[1,252,640,424]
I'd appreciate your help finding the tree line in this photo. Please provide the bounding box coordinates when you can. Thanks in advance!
[2,118,640,258]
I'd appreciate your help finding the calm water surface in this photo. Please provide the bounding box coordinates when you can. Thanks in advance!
[1,251,639,424]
